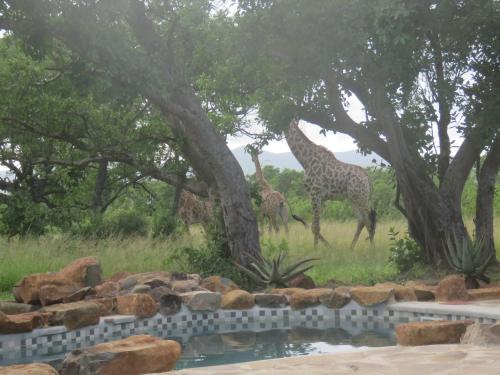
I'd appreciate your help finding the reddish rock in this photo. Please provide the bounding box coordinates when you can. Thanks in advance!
[221,290,255,309]
[269,288,305,300]
[116,294,158,318]
[171,279,201,293]
[95,281,121,298]
[42,301,104,330]
[0,363,58,374]
[375,282,417,302]
[289,288,333,309]
[350,286,395,306]
[90,298,116,315]
[15,273,78,305]
[200,276,239,295]
[39,284,80,306]
[404,281,436,301]
[254,293,288,308]
[0,311,49,334]
[468,287,500,301]
[59,257,102,287]
[107,271,133,283]
[435,275,471,302]
[287,274,316,289]
[396,320,473,346]
[320,286,351,308]
[60,335,181,375]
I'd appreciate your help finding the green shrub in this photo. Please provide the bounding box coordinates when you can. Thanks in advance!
[151,210,185,238]
[103,208,149,237]
[387,227,424,273]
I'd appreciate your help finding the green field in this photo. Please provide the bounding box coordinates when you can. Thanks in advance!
[1,219,499,301]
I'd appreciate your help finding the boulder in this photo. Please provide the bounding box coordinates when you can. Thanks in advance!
[396,320,472,346]
[39,284,81,306]
[60,335,181,375]
[468,287,500,301]
[171,279,201,293]
[269,288,305,300]
[461,322,500,346]
[15,273,79,305]
[350,286,395,306]
[375,282,417,302]
[60,257,102,287]
[0,301,36,315]
[0,363,59,375]
[120,272,173,290]
[90,298,116,315]
[254,293,288,308]
[63,287,95,303]
[289,288,333,310]
[287,274,316,289]
[131,284,152,294]
[42,301,104,330]
[148,287,181,315]
[95,281,121,298]
[181,291,222,312]
[435,275,471,302]
[107,272,133,283]
[0,311,49,334]
[404,281,436,301]
[319,286,351,308]
[221,290,254,309]
[116,294,158,318]
[200,276,239,295]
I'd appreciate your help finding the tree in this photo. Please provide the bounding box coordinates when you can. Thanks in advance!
[232,0,499,262]
[0,0,261,262]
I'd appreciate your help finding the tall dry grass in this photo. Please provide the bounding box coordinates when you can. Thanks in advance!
[1,219,498,301]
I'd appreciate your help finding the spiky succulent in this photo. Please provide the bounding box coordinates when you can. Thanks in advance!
[234,252,318,289]
[443,232,492,288]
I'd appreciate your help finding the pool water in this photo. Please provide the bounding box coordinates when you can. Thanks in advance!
[175,327,395,369]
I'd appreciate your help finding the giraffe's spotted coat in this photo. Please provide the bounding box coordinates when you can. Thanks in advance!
[285,119,376,247]
[178,190,212,231]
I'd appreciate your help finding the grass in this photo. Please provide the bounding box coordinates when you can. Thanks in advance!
[1,219,499,301]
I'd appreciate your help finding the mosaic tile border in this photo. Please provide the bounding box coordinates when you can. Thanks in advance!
[0,299,497,365]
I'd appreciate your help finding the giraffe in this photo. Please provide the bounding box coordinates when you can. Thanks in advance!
[178,190,212,232]
[250,149,306,234]
[285,119,376,248]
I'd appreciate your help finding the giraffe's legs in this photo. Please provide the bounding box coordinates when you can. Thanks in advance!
[270,214,279,234]
[350,220,365,249]
[279,203,289,235]
[311,197,329,246]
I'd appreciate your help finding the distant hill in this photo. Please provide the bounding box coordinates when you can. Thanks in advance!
[231,147,384,175]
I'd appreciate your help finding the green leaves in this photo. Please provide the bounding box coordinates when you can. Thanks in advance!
[234,251,318,289]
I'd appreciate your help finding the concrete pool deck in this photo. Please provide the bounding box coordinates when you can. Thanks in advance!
[166,344,500,375]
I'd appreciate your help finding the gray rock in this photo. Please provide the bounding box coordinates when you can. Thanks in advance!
[119,276,138,290]
[131,284,152,294]
[181,291,222,312]
[461,323,500,346]
[254,293,288,308]
[149,287,182,315]
[171,279,201,293]
[0,301,36,315]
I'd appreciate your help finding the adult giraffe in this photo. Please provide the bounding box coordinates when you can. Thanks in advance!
[285,119,376,247]
[250,149,306,233]
[178,190,212,232]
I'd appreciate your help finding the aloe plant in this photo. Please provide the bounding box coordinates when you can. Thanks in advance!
[234,252,318,289]
[443,232,492,288]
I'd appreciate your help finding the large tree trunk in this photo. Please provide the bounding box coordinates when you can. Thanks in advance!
[475,137,499,260]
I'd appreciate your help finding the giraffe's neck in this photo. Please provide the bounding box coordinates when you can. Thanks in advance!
[252,155,273,191]
[285,120,333,169]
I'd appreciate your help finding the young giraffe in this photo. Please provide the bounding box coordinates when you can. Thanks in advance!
[250,149,307,234]
[178,190,212,232]
[250,150,290,234]
[285,119,376,248]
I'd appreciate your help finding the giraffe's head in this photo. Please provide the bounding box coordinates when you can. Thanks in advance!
[247,146,262,164]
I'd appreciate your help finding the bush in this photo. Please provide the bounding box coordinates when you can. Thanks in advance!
[151,210,185,238]
[102,208,149,237]
[387,227,424,273]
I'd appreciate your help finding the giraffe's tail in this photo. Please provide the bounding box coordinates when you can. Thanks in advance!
[368,208,377,234]
[291,214,308,228]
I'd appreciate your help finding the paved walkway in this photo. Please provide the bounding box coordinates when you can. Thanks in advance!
[160,345,500,375]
